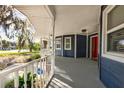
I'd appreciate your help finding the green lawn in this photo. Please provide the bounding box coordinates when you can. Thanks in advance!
[0,51,39,57]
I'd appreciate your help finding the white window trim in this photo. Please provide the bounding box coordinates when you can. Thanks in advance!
[55,38,61,50]
[102,5,124,63]
[64,37,72,50]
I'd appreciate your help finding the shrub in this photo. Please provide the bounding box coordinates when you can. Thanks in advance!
[5,72,36,88]
[30,54,41,60]
[32,43,40,52]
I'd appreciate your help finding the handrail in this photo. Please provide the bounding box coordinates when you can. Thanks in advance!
[0,55,49,76]
[0,58,40,76]
[0,54,53,88]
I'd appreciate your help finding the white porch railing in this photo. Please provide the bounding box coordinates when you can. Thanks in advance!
[0,55,54,88]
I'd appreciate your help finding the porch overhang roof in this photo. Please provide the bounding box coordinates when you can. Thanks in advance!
[54,5,101,36]
[14,5,54,42]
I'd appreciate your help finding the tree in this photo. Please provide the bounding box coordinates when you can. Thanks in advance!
[32,43,40,52]
[2,40,9,48]
[0,5,35,52]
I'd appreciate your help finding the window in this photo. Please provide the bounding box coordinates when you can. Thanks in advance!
[107,28,124,53]
[56,38,61,50]
[102,5,124,59]
[64,37,71,50]
[107,6,124,30]
[43,40,48,49]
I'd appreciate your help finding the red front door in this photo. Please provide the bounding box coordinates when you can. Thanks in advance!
[91,36,98,61]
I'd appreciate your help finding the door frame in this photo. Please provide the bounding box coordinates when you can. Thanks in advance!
[90,35,98,59]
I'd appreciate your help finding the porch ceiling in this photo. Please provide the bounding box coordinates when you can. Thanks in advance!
[15,5,53,42]
[54,5,101,36]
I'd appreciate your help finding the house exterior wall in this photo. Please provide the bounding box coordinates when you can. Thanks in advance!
[55,36,62,56]
[76,35,86,57]
[63,35,75,57]
[55,34,87,58]
[100,5,124,88]
[100,57,124,87]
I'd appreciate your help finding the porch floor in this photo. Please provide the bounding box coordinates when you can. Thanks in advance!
[49,56,105,88]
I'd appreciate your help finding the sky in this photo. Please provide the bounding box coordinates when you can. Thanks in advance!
[0,26,17,42]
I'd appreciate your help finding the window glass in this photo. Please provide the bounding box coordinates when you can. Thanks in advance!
[107,28,124,53]
[66,39,70,44]
[43,40,47,49]
[64,37,71,50]
[56,38,61,49]
[66,44,70,49]
[107,6,124,30]
[56,44,61,49]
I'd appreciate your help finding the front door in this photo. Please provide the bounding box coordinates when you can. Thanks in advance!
[91,36,98,61]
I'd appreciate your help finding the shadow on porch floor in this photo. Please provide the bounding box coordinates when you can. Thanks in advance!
[49,56,105,88]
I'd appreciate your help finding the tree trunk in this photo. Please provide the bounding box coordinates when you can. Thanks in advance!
[29,48,32,52]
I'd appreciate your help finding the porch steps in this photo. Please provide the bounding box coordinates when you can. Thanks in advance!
[48,78,72,88]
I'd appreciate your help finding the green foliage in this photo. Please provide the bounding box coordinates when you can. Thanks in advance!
[0,51,39,57]
[2,40,9,48]
[28,41,33,52]
[5,72,36,88]
[0,5,34,52]
[4,79,14,88]
[32,43,40,52]
[30,53,41,60]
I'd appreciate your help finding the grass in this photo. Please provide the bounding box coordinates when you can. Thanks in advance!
[0,50,41,70]
[0,51,39,57]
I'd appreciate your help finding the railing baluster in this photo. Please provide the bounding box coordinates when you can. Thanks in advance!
[0,77,2,88]
[14,71,19,88]
[44,57,47,80]
[39,59,43,88]
[36,61,39,88]
[24,67,27,88]
[0,56,53,88]
[31,64,34,88]
[41,58,44,86]
[42,58,45,84]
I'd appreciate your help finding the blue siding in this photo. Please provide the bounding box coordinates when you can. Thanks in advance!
[63,35,75,57]
[55,36,62,56]
[100,5,124,88]
[76,35,86,57]
[55,50,62,56]
[100,57,124,88]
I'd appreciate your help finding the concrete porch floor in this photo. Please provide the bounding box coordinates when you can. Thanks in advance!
[50,56,105,88]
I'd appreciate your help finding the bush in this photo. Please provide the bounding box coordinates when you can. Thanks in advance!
[30,54,41,60]
[32,43,40,52]
[5,72,36,88]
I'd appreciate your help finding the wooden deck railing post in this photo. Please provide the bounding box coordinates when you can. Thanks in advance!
[14,71,19,88]
[24,67,27,88]
[31,64,34,88]
[0,77,2,88]
[36,61,39,88]
[39,59,43,88]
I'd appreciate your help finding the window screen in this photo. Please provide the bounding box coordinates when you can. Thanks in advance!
[107,6,124,30]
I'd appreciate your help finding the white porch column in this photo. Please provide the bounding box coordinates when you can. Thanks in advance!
[74,34,77,59]
[51,18,55,75]
[86,31,89,58]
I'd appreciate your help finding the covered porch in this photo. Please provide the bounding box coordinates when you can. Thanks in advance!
[0,5,104,88]
[49,56,104,88]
